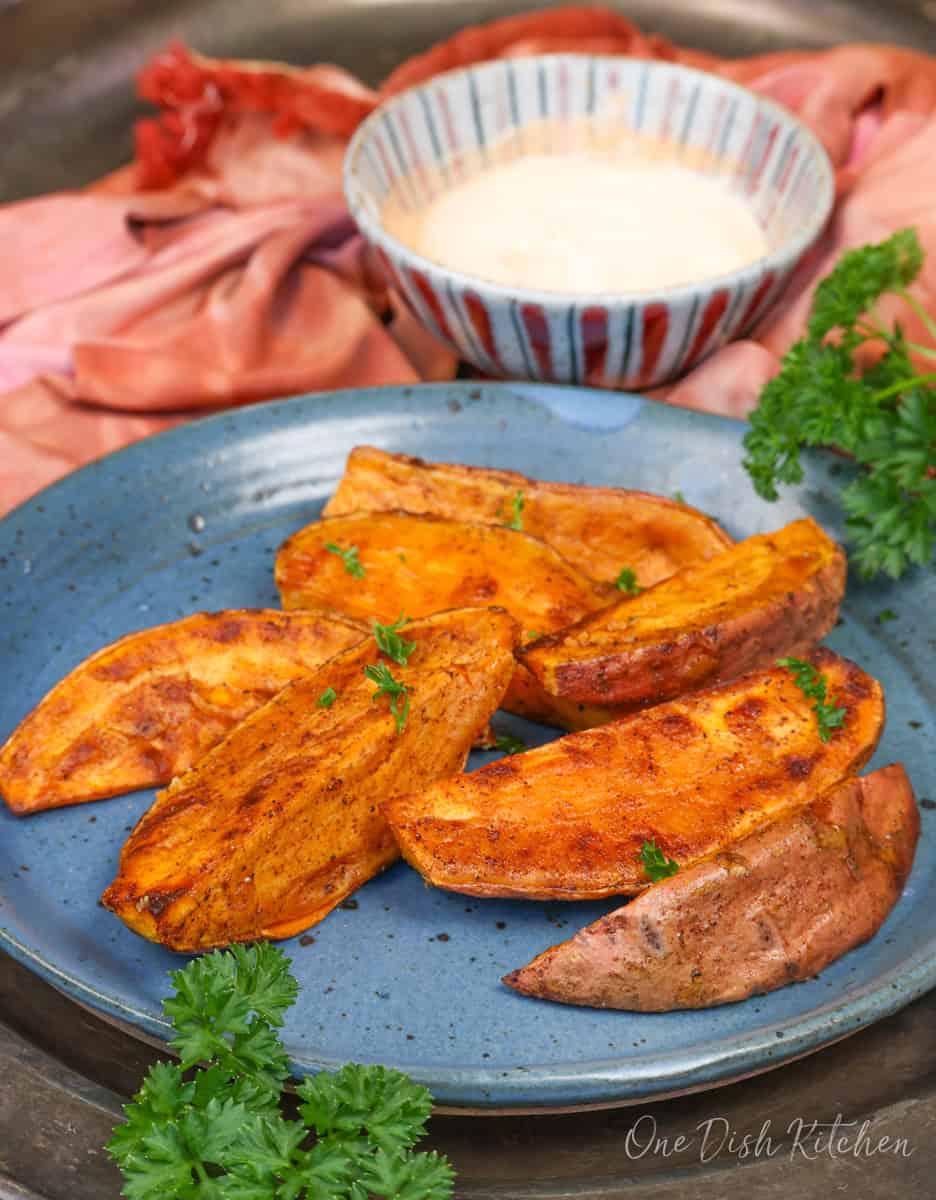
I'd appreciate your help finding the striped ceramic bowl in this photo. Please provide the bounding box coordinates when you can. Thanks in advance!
[344,56,834,390]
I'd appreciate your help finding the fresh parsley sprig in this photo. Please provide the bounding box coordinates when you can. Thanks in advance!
[639,840,679,882]
[743,227,936,580]
[373,615,416,666]
[777,657,846,742]
[494,733,526,756]
[504,490,525,531]
[325,542,366,579]
[614,568,642,594]
[364,662,411,734]
[107,944,454,1200]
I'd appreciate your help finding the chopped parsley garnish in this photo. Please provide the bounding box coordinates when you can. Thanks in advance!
[364,662,411,734]
[494,733,526,756]
[672,490,686,504]
[523,629,541,643]
[640,840,679,882]
[875,608,897,624]
[614,568,642,594]
[743,227,936,580]
[106,944,453,1200]
[504,490,525,531]
[316,686,338,708]
[777,657,846,742]
[373,614,416,665]
[325,541,366,578]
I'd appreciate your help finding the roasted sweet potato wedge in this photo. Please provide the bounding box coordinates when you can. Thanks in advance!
[385,649,885,900]
[322,446,732,587]
[0,609,366,815]
[276,510,610,625]
[499,661,630,732]
[504,765,918,1009]
[101,607,516,951]
[276,510,613,726]
[522,518,846,709]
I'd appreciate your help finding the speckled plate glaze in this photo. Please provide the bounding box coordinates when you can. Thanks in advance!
[0,383,933,1111]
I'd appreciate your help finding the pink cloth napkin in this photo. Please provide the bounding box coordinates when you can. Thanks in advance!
[4,8,936,514]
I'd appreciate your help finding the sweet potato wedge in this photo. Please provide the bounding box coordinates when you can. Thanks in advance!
[384,649,885,900]
[0,609,366,815]
[101,607,516,952]
[522,518,846,709]
[276,510,610,626]
[504,765,918,1010]
[276,510,613,726]
[322,446,732,587]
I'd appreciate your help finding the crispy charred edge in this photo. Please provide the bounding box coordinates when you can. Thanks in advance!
[0,608,369,815]
[521,535,847,707]
[101,843,401,953]
[323,447,732,545]
[503,764,917,1008]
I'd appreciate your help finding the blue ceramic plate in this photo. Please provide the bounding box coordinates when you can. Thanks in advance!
[0,383,933,1111]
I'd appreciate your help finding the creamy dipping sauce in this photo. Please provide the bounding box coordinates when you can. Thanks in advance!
[385,154,769,293]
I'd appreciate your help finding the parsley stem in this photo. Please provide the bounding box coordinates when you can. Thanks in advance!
[895,287,936,344]
[193,1160,212,1188]
[904,341,936,363]
[871,371,936,403]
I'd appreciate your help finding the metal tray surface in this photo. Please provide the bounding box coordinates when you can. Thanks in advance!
[3,1,936,1195]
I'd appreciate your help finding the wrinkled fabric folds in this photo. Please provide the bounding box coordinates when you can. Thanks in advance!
[5,5,936,512]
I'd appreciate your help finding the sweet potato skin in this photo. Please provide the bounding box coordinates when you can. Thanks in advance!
[504,765,918,1010]
[522,519,846,708]
[385,649,885,900]
[323,446,732,587]
[0,609,366,814]
[101,608,517,952]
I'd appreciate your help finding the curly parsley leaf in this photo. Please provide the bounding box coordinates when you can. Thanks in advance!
[743,227,935,580]
[807,227,924,341]
[777,657,846,742]
[373,614,416,665]
[108,945,452,1200]
[614,568,642,594]
[493,733,526,756]
[325,542,366,579]
[639,840,679,882]
[357,1147,455,1200]
[298,1063,432,1153]
[504,490,525,531]
[364,661,411,734]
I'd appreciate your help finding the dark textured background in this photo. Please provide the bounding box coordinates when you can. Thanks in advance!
[1,2,936,1196]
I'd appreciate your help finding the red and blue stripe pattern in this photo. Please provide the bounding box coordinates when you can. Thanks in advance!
[345,55,833,390]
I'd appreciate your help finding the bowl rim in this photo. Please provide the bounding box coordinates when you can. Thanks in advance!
[344,53,835,309]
